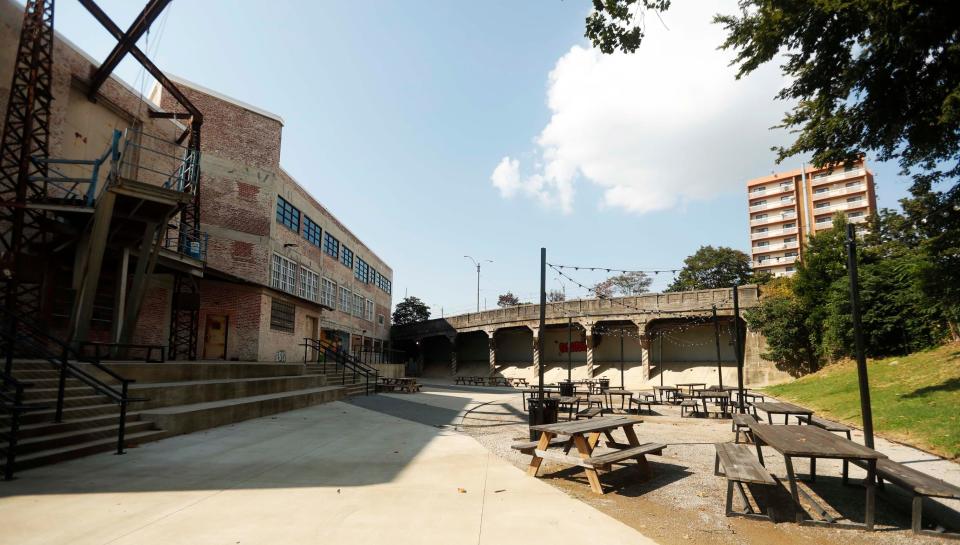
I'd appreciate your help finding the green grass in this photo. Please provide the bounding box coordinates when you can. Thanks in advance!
[764,342,960,460]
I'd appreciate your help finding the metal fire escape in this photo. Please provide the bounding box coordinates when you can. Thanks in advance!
[1,0,206,360]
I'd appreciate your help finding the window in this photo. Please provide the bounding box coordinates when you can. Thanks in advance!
[813,171,831,179]
[368,266,377,285]
[271,254,296,293]
[299,267,319,302]
[754,213,767,220]
[784,236,797,243]
[785,266,795,272]
[355,258,369,282]
[270,298,295,333]
[751,200,766,206]
[757,241,769,247]
[341,246,354,268]
[324,232,339,259]
[751,186,766,193]
[321,277,337,308]
[847,195,863,202]
[303,216,321,247]
[377,314,385,326]
[382,278,392,295]
[352,293,364,317]
[365,299,375,321]
[785,251,798,257]
[815,201,831,209]
[848,211,865,218]
[339,286,351,313]
[276,196,300,232]
[845,181,860,187]
[780,195,792,201]
[783,222,796,229]
[816,216,832,224]
[815,186,830,194]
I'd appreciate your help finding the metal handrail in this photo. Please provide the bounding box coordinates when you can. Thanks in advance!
[0,372,47,480]
[0,306,141,456]
[300,338,378,395]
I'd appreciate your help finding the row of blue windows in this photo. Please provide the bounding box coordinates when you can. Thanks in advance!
[275,195,391,294]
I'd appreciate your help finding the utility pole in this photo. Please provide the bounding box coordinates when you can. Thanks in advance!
[464,255,492,313]
[732,285,745,414]
[712,305,723,390]
[846,224,875,448]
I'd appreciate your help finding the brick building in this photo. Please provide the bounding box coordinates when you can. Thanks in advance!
[149,76,394,362]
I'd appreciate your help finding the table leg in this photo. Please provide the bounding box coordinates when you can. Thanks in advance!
[753,439,765,467]
[784,456,805,523]
[810,458,816,482]
[623,424,640,447]
[865,459,876,531]
[527,431,554,477]
[785,413,789,425]
[573,434,604,494]
[767,412,773,424]
[587,431,602,450]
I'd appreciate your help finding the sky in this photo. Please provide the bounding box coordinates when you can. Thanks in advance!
[48,0,915,316]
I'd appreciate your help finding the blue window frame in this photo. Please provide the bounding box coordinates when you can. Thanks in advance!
[368,266,377,284]
[303,216,321,247]
[276,196,300,232]
[323,232,339,259]
[355,258,369,282]
[341,246,354,268]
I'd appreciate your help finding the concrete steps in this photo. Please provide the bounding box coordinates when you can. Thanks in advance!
[3,430,166,473]
[139,386,346,436]
[128,374,329,409]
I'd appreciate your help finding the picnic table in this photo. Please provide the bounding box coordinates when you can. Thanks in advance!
[378,377,420,393]
[692,389,731,415]
[525,416,665,494]
[603,389,634,412]
[652,385,680,404]
[675,382,707,395]
[749,423,883,530]
[752,401,813,424]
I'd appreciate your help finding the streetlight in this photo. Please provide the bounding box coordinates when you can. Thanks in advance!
[464,256,492,312]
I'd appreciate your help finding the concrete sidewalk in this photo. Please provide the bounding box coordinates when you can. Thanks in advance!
[0,399,657,545]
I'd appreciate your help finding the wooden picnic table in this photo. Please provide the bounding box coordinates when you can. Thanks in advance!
[749,423,884,530]
[652,385,680,404]
[526,416,664,494]
[752,401,813,424]
[603,389,634,412]
[378,377,420,393]
[693,389,731,415]
[675,382,707,395]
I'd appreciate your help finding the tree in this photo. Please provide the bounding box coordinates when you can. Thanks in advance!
[392,296,430,325]
[666,246,755,291]
[497,292,521,307]
[547,289,566,302]
[585,2,960,197]
[744,277,818,375]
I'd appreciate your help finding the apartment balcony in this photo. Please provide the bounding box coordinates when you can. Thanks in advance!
[751,226,798,240]
[748,181,795,197]
[849,215,868,224]
[749,198,796,212]
[754,255,798,268]
[750,213,797,226]
[811,183,866,200]
[752,241,799,254]
[812,200,869,214]
[809,167,867,186]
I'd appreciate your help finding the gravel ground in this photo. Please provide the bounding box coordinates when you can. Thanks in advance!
[418,384,956,545]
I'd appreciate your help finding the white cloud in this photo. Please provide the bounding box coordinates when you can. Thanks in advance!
[492,1,791,214]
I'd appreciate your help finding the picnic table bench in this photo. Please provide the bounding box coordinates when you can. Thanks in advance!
[377,377,420,393]
[795,414,852,439]
[714,442,777,519]
[731,413,759,443]
[524,416,664,494]
[653,385,681,404]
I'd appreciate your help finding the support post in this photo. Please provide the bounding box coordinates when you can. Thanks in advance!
[447,334,457,376]
[585,325,595,378]
[486,330,496,376]
[846,224,875,449]
[531,327,541,376]
[712,305,724,389]
[619,327,625,388]
[119,221,164,345]
[69,190,117,343]
[537,247,546,399]
[567,317,572,383]
[732,285,745,414]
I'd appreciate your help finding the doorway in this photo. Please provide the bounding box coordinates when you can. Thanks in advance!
[203,314,228,360]
[305,315,319,361]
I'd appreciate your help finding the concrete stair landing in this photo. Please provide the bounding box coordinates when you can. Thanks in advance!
[2,360,373,476]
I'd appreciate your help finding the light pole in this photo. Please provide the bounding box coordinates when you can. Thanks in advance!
[464,256,492,312]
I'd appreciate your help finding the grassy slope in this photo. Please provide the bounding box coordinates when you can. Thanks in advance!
[764,342,960,460]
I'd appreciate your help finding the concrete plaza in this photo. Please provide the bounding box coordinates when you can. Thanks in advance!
[0,391,655,545]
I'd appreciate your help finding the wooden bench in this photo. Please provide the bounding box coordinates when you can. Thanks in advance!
[629,395,654,414]
[851,458,960,538]
[796,414,852,439]
[680,399,700,417]
[714,442,777,519]
[731,413,759,443]
[585,442,665,472]
[454,376,468,385]
[511,436,571,455]
[576,407,604,420]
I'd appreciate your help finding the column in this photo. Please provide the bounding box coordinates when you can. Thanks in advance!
[636,322,651,383]
[531,327,540,375]
[485,329,497,376]
[447,334,458,376]
[584,324,595,378]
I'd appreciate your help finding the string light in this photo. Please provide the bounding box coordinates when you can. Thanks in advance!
[548,263,681,276]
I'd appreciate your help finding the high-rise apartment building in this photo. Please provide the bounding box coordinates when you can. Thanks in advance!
[747,158,876,277]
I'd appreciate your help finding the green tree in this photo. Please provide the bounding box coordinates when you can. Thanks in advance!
[497,292,521,307]
[667,246,756,291]
[392,296,430,325]
[594,271,653,297]
[744,277,817,374]
[547,289,566,302]
[585,2,960,196]
[791,214,849,359]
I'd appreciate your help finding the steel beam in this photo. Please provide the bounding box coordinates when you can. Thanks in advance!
[86,0,171,99]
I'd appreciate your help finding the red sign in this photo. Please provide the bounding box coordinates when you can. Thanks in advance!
[559,341,587,353]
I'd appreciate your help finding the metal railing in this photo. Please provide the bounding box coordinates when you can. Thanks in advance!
[28,129,121,207]
[0,373,46,480]
[0,305,144,459]
[163,228,209,261]
[300,338,378,395]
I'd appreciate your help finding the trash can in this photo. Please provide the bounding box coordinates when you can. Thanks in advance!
[527,397,559,441]
[558,380,574,397]
[598,378,611,393]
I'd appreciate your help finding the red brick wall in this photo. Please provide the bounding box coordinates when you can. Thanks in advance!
[196,278,262,361]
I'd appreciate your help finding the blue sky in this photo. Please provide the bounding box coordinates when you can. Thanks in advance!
[50,0,915,316]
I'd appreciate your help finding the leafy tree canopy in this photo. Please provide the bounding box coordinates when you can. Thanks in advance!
[392,296,430,326]
[593,271,653,298]
[667,245,759,291]
[497,292,521,307]
[547,289,566,302]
